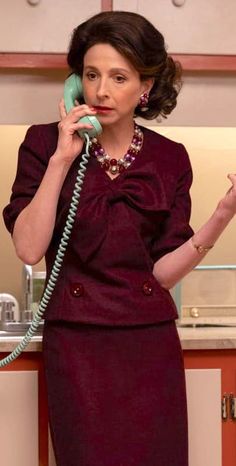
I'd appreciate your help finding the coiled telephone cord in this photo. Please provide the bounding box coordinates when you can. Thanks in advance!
[0,134,91,368]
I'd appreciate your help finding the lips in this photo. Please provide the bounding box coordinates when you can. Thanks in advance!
[93,106,113,111]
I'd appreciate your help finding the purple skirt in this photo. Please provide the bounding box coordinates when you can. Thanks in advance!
[43,320,188,466]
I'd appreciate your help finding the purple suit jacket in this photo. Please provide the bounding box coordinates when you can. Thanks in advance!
[3,123,193,325]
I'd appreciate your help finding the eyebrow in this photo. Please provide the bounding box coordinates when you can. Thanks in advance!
[84,66,131,74]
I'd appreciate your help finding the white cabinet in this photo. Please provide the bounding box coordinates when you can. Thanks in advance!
[0,0,101,52]
[0,371,38,466]
[114,0,236,54]
[185,369,222,466]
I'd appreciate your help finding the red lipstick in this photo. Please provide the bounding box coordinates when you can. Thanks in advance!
[93,106,113,113]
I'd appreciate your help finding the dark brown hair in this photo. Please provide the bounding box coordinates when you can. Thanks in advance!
[67,11,182,120]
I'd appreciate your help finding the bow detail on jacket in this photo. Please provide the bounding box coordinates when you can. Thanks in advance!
[106,166,169,212]
[74,163,170,263]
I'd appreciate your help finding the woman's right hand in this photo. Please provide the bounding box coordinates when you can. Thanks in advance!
[217,174,236,218]
[55,99,97,165]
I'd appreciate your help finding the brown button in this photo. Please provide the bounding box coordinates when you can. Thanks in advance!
[142,280,153,296]
[70,283,84,297]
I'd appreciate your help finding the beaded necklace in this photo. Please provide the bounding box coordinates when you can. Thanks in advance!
[89,123,143,176]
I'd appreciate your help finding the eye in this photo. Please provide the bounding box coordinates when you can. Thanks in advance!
[86,72,97,80]
[114,75,126,83]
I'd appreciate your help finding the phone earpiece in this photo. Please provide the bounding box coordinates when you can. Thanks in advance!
[63,74,102,139]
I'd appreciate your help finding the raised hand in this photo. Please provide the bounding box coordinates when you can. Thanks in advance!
[56,99,97,164]
[217,174,236,217]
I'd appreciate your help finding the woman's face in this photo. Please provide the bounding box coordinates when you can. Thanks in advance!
[82,43,151,128]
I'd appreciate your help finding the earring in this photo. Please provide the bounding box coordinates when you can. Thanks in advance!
[139,92,149,111]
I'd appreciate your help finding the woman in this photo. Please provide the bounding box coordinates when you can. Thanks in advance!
[3,11,236,466]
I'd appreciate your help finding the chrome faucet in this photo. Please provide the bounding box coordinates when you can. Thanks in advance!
[22,264,33,311]
[0,301,15,323]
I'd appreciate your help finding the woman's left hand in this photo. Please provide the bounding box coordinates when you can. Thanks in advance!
[217,174,236,217]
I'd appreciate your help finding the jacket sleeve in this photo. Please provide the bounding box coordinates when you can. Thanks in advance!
[2,124,54,234]
[150,143,194,262]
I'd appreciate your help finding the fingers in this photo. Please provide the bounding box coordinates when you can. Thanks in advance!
[228,173,236,183]
[59,98,67,119]
[58,99,97,139]
[58,109,97,142]
[227,174,236,192]
[226,174,236,204]
[59,99,97,121]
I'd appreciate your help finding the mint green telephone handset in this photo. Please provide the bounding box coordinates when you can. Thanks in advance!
[64,73,102,139]
[0,74,98,368]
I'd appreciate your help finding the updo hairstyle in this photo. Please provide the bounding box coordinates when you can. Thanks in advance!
[67,11,182,120]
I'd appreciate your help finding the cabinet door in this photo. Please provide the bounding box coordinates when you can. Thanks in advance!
[221,357,236,466]
[113,0,236,54]
[0,371,38,466]
[185,369,222,466]
[0,0,101,52]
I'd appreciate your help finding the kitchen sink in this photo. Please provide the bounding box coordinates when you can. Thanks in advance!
[0,321,44,336]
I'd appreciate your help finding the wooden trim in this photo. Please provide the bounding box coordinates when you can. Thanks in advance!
[101,0,113,10]
[172,54,236,71]
[0,52,236,71]
[0,53,67,69]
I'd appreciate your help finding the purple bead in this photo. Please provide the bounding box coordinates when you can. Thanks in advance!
[124,153,132,163]
[124,153,135,163]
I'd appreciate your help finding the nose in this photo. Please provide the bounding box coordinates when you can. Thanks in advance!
[96,77,109,99]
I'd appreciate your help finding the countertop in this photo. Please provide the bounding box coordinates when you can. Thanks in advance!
[1,326,236,353]
[177,326,236,350]
[0,334,42,352]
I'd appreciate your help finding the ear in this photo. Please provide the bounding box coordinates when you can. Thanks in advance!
[141,78,155,95]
